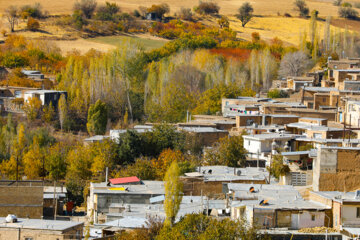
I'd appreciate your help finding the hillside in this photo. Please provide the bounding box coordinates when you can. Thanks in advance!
[1,0,360,16]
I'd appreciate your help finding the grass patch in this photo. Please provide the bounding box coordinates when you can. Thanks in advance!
[87,35,167,50]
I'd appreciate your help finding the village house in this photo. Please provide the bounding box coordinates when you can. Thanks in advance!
[242,133,300,160]
[181,166,268,196]
[235,114,299,127]
[0,216,83,240]
[310,191,360,231]
[286,76,315,92]
[21,69,45,80]
[313,146,360,192]
[87,178,165,223]
[328,58,360,70]
[286,117,344,139]
[23,89,67,106]
[228,184,330,230]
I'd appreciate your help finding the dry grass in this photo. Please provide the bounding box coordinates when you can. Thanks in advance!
[50,39,116,54]
[228,16,345,45]
[1,0,360,16]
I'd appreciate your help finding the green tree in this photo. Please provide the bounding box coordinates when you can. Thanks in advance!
[117,157,157,180]
[204,135,247,167]
[294,0,309,17]
[268,154,290,179]
[267,89,289,98]
[46,142,68,181]
[117,130,144,165]
[87,99,108,135]
[164,161,183,227]
[237,2,254,27]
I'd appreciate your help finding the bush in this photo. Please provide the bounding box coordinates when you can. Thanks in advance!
[342,2,352,7]
[1,29,7,37]
[73,0,97,19]
[27,17,40,31]
[133,9,141,17]
[72,10,87,30]
[20,3,43,19]
[2,53,29,68]
[339,6,358,19]
[294,0,309,17]
[267,89,289,98]
[96,2,120,21]
[333,0,342,6]
[195,1,220,15]
[147,4,170,19]
[284,12,292,17]
[178,7,193,20]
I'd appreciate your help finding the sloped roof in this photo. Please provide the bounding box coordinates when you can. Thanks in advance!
[109,176,141,185]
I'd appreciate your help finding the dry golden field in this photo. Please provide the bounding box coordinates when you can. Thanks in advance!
[1,0,360,16]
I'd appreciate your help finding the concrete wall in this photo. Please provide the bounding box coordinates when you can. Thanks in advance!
[0,186,43,218]
[275,210,324,229]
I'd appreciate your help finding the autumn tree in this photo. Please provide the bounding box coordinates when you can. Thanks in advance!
[5,6,19,32]
[96,2,120,21]
[90,140,117,178]
[147,4,170,19]
[117,157,157,180]
[237,2,254,27]
[27,17,40,31]
[58,94,67,131]
[152,149,186,179]
[278,51,313,77]
[87,99,108,135]
[195,1,220,15]
[268,154,290,179]
[23,136,44,179]
[204,135,247,167]
[42,102,55,124]
[294,0,309,17]
[74,0,97,19]
[164,161,183,227]
[23,96,42,121]
[46,142,68,181]
[218,16,229,29]
[178,7,193,20]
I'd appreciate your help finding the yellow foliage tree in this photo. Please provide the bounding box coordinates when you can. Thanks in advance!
[164,161,183,227]
[23,136,43,179]
[0,156,18,180]
[23,96,42,120]
[152,149,185,179]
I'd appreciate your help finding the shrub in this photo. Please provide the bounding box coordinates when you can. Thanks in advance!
[2,53,28,68]
[339,6,358,19]
[73,0,97,19]
[284,12,292,17]
[96,2,120,21]
[195,1,220,15]
[267,89,289,98]
[20,3,43,19]
[27,17,40,31]
[1,29,7,37]
[72,10,87,30]
[294,0,309,17]
[133,9,141,17]
[147,4,170,19]
[333,0,342,6]
[178,7,193,20]
[342,2,352,7]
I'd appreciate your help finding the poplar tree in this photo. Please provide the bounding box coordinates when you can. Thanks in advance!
[58,94,67,131]
[164,161,183,227]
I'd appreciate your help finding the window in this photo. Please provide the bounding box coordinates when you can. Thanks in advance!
[357,207,360,218]
[311,215,316,221]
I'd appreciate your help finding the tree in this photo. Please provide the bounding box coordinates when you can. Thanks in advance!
[117,157,157,180]
[42,102,55,124]
[278,51,313,77]
[204,135,247,167]
[218,16,229,28]
[27,17,40,31]
[268,154,290,179]
[58,94,67,131]
[87,100,108,135]
[195,1,220,15]
[294,0,309,17]
[45,143,67,181]
[117,130,144,165]
[152,149,186,179]
[90,140,117,177]
[237,2,254,27]
[23,97,42,120]
[157,213,265,240]
[74,0,97,19]
[147,4,170,19]
[339,6,358,19]
[5,6,18,32]
[96,2,120,21]
[23,136,43,179]
[164,161,183,227]
[178,7,193,20]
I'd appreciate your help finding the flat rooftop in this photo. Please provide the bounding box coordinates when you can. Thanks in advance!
[0,218,83,231]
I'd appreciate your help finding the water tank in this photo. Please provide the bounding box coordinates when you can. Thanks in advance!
[5,214,17,223]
